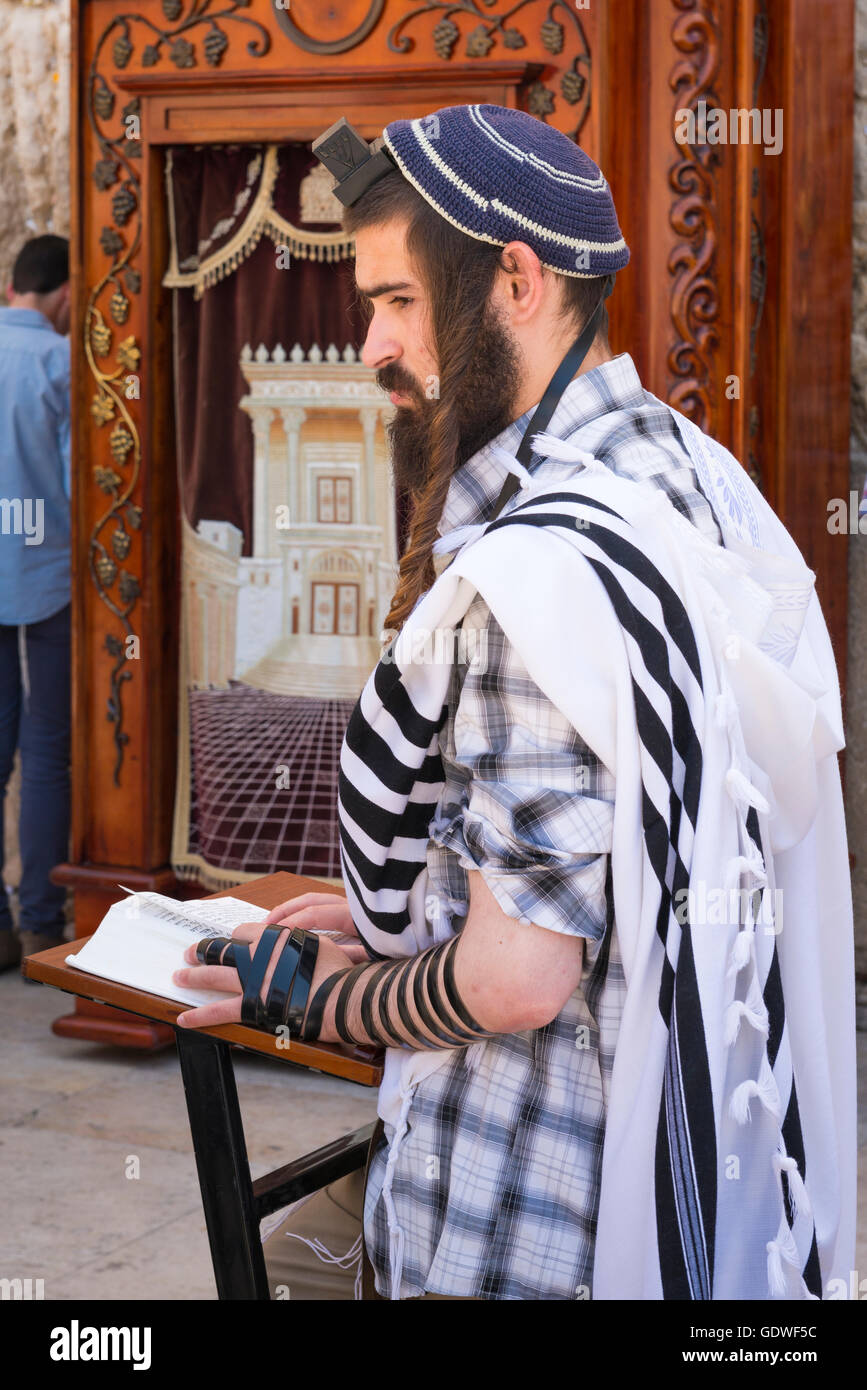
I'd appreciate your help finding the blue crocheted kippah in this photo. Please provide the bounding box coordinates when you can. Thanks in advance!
[382,104,630,279]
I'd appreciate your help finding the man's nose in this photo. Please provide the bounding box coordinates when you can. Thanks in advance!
[360,319,400,372]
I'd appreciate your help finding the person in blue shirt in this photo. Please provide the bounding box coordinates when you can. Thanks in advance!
[0,235,71,970]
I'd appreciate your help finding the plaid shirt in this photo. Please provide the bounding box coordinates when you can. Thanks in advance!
[363,353,723,1299]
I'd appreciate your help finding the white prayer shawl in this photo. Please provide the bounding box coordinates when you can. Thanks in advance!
[337,402,855,1300]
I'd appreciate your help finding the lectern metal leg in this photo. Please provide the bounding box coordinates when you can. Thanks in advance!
[175,1029,269,1300]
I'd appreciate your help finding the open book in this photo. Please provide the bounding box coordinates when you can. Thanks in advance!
[67,890,270,1007]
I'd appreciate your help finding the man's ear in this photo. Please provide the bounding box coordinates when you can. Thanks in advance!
[496,241,545,322]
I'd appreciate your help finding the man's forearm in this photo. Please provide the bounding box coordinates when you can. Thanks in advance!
[301,935,498,1050]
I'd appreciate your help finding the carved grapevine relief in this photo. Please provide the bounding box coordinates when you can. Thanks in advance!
[85,2,271,782]
[389,2,592,140]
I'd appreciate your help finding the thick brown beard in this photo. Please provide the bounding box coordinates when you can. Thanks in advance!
[380,302,524,505]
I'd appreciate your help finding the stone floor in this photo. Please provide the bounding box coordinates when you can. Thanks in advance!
[1,954,865,1300]
[0,962,378,1299]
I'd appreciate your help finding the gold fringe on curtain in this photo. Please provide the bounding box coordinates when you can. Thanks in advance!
[162,145,354,300]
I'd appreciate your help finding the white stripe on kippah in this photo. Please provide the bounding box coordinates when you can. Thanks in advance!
[469,106,609,192]
[383,132,505,240]
[382,131,622,277]
[490,198,628,252]
[405,118,491,210]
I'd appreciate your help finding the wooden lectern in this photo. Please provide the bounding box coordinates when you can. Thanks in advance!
[23,870,383,1300]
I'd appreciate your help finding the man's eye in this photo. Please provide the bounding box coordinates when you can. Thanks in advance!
[388,296,413,308]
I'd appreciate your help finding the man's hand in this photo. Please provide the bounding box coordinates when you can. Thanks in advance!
[262,890,358,939]
[173,916,361,1034]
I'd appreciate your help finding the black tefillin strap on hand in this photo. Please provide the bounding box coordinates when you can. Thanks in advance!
[195,926,320,1035]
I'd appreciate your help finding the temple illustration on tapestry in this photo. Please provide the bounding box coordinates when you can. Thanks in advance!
[183,342,398,699]
[165,142,400,886]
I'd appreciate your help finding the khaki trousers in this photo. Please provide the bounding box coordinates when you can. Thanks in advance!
[262,1168,478,1301]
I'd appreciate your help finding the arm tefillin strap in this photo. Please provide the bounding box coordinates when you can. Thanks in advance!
[195,925,320,1035]
[196,928,496,1049]
[299,935,497,1050]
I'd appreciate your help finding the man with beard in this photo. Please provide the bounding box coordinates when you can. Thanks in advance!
[174,107,854,1302]
[369,232,526,508]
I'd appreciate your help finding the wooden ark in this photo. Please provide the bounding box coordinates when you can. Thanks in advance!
[58,0,854,1046]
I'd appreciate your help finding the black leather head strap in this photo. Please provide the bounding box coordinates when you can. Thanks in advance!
[489,278,614,519]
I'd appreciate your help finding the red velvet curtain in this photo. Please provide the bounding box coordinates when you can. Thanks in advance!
[171,142,369,551]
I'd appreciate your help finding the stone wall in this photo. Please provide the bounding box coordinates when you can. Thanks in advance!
[0,0,70,295]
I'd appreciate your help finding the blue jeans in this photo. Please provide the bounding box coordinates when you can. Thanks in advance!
[0,603,71,936]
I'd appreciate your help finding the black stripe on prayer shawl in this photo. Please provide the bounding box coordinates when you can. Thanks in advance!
[605,576,713,1296]
[780,1085,823,1298]
[339,856,412,951]
[337,742,442,897]
[487,502,705,935]
[583,561,701,950]
[744,805,821,1299]
[337,807,429,897]
[508,488,626,524]
[338,822,436,909]
[370,654,450,748]
[578,550,702,1012]
[486,499,703,686]
[343,711,445,795]
[762,944,785,1069]
[338,657,448,935]
[592,547,713,1297]
[655,916,717,1300]
[338,765,441,849]
[493,501,707,961]
[488,503,714,1298]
